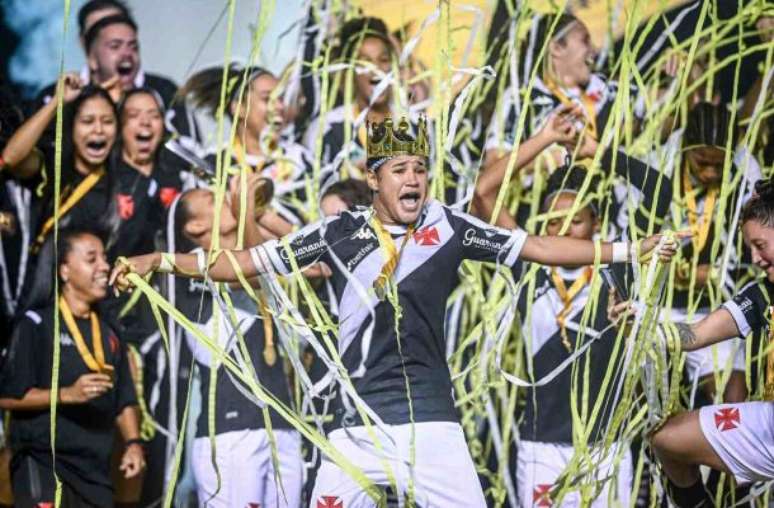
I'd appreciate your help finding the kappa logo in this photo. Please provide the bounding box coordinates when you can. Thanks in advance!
[317,496,344,508]
[246,503,260,508]
[714,407,741,432]
[413,226,440,246]
[60,333,74,347]
[351,228,376,241]
[532,484,553,507]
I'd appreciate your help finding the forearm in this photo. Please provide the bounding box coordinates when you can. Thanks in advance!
[116,405,141,441]
[162,249,263,282]
[478,132,551,199]
[679,308,741,352]
[2,100,56,168]
[520,235,624,267]
[0,387,60,411]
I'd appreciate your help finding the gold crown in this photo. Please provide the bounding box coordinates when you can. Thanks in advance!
[366,116,430,159]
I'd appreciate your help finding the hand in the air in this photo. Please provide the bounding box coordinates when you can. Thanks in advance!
[59,72,85,103]
[539,104,580,145]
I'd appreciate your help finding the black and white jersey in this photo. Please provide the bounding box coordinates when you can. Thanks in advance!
[176,277,294,437]
[250,199,527,427]
[723,278,774,338]
[485,74,642,153]
[515,263,626,444]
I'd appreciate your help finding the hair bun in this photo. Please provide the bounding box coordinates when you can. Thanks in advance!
[755,178,774,199]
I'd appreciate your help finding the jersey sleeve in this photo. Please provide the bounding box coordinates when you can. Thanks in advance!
[249,218,334,276]
[0,313,45,399]
[722,280,771,337]
[447,209,527,267]
[113,338,138,414]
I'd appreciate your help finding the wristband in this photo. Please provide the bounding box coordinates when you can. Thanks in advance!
[158,253,175,273]
[195,249,207,275]
[612,242,629,263]
[125,438,145,449]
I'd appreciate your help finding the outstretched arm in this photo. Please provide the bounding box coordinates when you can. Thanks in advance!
[109,248,261,290]
[519,233,678,267]
[677,309,741,352]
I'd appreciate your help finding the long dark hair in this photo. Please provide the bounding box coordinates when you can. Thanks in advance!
[39,86,121,250]
[178,64,273,119]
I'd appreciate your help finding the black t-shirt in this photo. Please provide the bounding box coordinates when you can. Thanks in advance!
[176,278,293,437]
[249,199,527,428]
[514,263,627,443]
[722,278,774,338]
[0,303,137,507]
[111,158,182,259]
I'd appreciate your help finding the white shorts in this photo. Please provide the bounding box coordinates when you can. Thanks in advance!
[699,402,774,484]
[665,308,746,379]
[310,421,486,508]
[192,428,303,507]
[516,440,632,508]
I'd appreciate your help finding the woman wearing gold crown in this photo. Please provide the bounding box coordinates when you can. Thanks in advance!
[109,116,677,506]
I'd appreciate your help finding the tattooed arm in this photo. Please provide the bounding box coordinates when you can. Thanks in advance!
[677,308,744,352]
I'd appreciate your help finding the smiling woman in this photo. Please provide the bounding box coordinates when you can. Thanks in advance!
[1,80,124,259]
[0,228,143,507]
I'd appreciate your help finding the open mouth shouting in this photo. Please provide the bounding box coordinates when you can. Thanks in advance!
[134,131,156,154]
[85,139,110,160]
[399,190,422,213]
[116,60,135,85]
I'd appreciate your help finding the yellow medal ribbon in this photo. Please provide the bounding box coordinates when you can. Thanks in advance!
[370,213,415,300]
[682,169,718,254]
[58,295,112,377]
[32,169,105,252]
[550,267,594,352]
[543,78,599,140]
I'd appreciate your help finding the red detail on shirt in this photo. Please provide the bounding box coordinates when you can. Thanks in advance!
[413,226,440,246]
[714,407,741,432]
[117,194,135,220]
[246,503,261,508]
[317,496,344,508]
[159,187,180,209]
[533,484,553,507]
[109,334,119,355]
